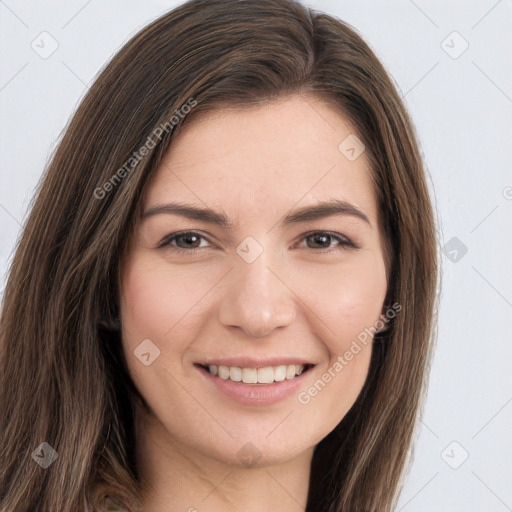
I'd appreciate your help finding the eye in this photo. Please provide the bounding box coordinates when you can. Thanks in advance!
[298,231,358,252]
[157,230,358,256]
[158,231,211,253]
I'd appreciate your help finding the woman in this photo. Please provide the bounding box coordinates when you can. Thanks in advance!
[0,0,439,511]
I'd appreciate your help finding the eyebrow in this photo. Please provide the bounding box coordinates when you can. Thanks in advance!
[141,199,371,228]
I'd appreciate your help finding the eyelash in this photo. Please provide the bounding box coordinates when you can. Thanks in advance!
[157,230,359,255]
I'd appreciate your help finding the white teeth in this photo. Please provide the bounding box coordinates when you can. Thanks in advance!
[274,365,287,382]
[257,366,274,384]
[242,367,257,384]
[218,365,229,379]
[229,367,242,382]
[207,364,306,384]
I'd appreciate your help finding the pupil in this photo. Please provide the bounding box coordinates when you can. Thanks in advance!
[180,234,199,248]
[310,234,329,248]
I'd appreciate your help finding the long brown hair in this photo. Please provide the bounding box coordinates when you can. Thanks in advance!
[0,0,439,510]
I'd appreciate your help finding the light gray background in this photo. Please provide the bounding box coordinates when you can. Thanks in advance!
[1,1,511,510]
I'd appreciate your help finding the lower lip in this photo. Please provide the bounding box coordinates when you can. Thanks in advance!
[196,365,313,406]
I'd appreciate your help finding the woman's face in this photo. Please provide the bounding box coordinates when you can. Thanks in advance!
[119,94,388,468]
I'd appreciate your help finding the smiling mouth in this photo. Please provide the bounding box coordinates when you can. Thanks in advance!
[195,363,315,385]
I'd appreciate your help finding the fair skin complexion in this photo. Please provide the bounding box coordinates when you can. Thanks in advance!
[119,94,388,512]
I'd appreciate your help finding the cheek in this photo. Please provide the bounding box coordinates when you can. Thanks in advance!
[291,253,386,419]
[119,257,219,371]
[118,257,222,419]
[297,251,388,347]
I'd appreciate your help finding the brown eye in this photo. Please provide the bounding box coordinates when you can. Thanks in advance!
[175,233,202,249]
[302,231,356,251]
[306,233,333,249]
[158,231,210,252]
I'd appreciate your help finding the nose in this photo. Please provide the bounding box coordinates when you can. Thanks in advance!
[218,251,296,338]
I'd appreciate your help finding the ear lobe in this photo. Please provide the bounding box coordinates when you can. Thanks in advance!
[377,322,390,334]
[376,304,392,333]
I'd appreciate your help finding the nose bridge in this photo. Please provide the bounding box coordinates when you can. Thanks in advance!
[218,247,296,337]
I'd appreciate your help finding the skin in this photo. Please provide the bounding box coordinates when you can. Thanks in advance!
[119,94,388,512]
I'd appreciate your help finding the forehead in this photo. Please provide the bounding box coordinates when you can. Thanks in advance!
[145,94,378,228]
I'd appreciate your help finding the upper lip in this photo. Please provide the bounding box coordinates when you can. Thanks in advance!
[196,357,316,368]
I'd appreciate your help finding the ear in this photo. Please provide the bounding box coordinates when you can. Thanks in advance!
[98,310,121,332]
[376,303,392,333]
